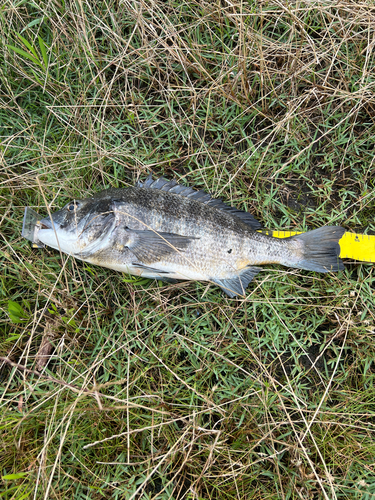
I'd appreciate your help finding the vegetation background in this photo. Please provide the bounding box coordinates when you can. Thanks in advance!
[1,0,374,498]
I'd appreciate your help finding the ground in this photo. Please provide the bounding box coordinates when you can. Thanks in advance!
[1,1,375,499]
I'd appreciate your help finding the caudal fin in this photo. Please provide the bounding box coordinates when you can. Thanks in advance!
[291,226,345,272]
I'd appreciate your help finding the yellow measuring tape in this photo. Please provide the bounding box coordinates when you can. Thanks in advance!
[262,231,375,263]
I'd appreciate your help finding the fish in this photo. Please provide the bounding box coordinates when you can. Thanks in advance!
[36,175,345,298]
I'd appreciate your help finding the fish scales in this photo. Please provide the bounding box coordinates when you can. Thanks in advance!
[89,187,292,275]
[36,176,345,297]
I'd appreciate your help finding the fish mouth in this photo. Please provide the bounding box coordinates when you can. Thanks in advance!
[38,218,52,230]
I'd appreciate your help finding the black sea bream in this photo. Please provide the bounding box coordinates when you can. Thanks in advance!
[37,176,345,297]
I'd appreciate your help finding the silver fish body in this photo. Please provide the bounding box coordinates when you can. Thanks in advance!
[37,176,345,297]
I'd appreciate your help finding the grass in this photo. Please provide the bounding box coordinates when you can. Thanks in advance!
[1,0,375,498]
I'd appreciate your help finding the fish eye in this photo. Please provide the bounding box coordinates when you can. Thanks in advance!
[67,201,79,212]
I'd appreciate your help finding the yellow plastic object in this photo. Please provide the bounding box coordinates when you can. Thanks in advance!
[261,230,375,263]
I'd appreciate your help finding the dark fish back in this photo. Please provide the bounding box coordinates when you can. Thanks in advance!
[93,185,257,238]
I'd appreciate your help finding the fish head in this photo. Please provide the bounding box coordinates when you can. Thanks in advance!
[37,196,116,257]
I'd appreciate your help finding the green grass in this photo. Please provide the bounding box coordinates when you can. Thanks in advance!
[1,0,375,498]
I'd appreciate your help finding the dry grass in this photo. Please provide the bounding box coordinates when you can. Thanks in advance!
[1,0,375,498]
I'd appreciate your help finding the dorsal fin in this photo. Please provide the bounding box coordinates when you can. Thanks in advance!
[136,175,262,230]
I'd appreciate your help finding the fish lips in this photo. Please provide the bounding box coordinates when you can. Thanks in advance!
[39,217,53,230]
[37,216,64,249]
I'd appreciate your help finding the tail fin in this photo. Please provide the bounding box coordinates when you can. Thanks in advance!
[291,226,345,272]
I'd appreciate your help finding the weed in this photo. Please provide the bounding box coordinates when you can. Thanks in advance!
[1,1,375,498]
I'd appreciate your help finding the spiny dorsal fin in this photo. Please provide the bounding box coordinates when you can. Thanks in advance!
[136,174,262,230]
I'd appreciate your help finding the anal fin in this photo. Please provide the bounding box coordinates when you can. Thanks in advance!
[211,266,261,298]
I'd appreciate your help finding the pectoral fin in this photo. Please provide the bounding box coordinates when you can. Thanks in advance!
[211,266,261,298]
[125,228,196,264]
